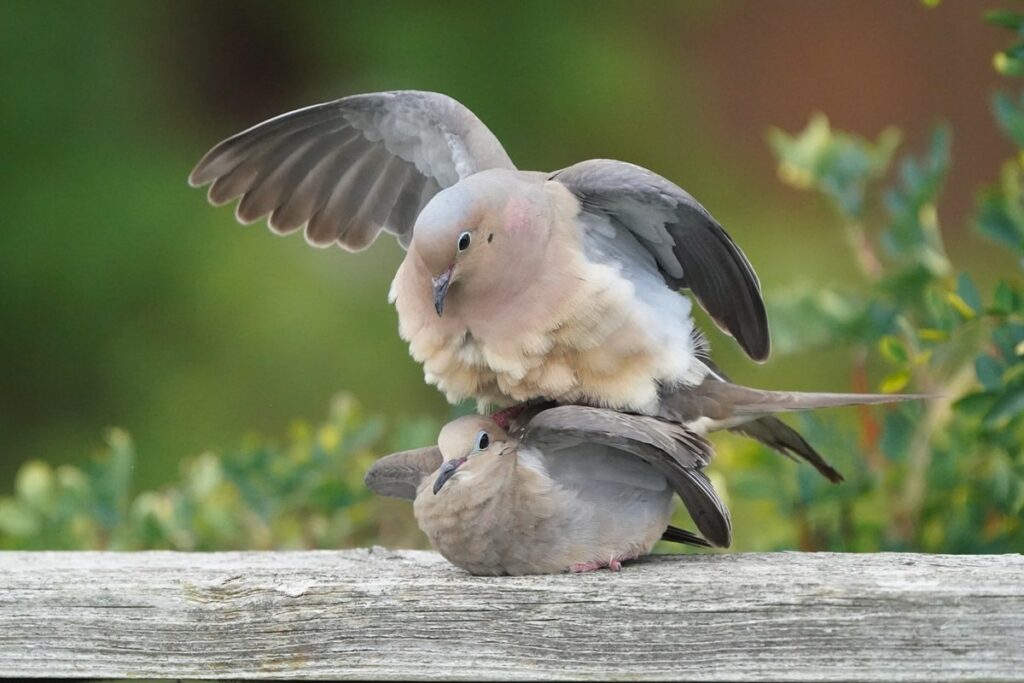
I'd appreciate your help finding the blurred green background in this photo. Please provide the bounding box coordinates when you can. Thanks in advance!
[2,0,1021,554]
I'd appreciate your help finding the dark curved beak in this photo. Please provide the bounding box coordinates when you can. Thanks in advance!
[432,265,454,317]
[433,457,466,494]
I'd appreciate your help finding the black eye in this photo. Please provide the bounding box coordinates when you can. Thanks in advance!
[476,431,490,450]
[457,231,471,252]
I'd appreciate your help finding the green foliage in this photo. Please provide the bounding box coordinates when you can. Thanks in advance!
[757,48,1024,550]
[988,9,1024,77]
[0,395,426,551]
[768,114,901,219]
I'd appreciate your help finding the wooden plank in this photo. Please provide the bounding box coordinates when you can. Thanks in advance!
[0,550,1021,681]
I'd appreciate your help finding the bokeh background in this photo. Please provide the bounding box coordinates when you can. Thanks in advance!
[2,0,1020,553]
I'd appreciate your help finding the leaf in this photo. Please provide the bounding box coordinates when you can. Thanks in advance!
[879,335,909,364]
[918,328,949,342]
[956,272,983,313]
[986,10,1024,32]
[946,291,977,319]
[992,281,1018,314]
[976,354,1004,391]
[880,370,911,393]
[993,91,1024,148]
[954,391,998,417]
[995,50,1024,78]
[984,383,1024,428]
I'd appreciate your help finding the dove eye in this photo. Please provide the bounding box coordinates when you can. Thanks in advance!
[457,231,471,252]
[475,431,490,451]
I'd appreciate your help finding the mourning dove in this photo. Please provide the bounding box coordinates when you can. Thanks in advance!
[189,90,767,418]
[658,344,927,483]
[364,406,726,575]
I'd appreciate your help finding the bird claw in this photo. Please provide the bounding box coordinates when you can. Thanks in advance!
[569,556,627,573]
[490,403,528,430]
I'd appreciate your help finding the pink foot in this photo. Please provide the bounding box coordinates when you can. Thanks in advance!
[569,555,631,573]
[490,404,528,430]
[569,561,604,573]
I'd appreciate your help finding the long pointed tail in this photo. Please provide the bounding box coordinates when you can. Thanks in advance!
[710,383,929,417]
[660,379,928,425]
[658,376,930,484]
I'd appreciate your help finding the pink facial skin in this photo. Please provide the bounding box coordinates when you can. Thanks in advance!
[503,197,531,235]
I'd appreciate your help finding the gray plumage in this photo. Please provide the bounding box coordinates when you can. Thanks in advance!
[364,407,726,575]
[552,160,768,360]
[192,90,927,483]
[190,90,769,419]
[190,91,513,251]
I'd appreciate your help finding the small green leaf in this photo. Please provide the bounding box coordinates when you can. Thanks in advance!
[984,383,1024,428]
[986,10,1024,31]
[954,391,998,417]
[996,48,1024,78]
[976,354,1004,391]
[993,281,1018,314]
[993,91,1024,148]
[946,291,977,319]
[879,335,909,364]
[880,370,911,393]
[957,272,983,312]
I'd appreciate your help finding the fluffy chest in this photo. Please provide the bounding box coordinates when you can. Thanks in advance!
[391,254,704,412]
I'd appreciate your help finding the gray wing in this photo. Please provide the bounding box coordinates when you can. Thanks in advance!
[523,406,732,548]
[190,90,516,251]
[364,446,443,501]
[551,159,770,361]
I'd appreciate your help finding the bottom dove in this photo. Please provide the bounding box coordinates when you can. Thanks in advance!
[364,406,728,576]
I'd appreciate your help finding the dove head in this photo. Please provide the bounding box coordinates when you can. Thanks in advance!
[411,170,552,317]
[431,415,514,495]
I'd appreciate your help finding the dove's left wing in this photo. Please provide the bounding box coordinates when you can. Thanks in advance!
[190,90,515,251]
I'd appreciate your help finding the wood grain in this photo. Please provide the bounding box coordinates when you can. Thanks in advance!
[0,549,1021,680]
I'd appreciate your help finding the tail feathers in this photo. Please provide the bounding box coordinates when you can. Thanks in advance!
[660,525,712,548]
[674,469,732,548]
[732,416,844,483]
[720,384,929,417]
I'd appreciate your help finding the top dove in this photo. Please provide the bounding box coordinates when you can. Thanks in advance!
[189,90,768,417]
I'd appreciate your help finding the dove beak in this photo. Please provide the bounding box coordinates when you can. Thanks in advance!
[432,265,454,317]
[432,457,466,494]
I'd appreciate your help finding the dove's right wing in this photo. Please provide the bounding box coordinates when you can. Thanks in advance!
[364,446,443,501]
[523,406,732,548]
[551,159,769,361]
[190,90,515,251]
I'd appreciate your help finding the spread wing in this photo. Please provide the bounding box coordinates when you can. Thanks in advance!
[551,159,770,361]
[523,406,732,548]
[190,90,515,251]
[364,446,443,501]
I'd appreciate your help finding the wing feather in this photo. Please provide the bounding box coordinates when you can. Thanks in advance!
[364,446,443,501]
[523,406,731,547]
[552,159,769,360]
[191,90,515,251]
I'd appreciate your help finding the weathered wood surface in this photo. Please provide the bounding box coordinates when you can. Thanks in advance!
[0,550,1021,681]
